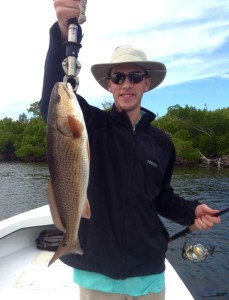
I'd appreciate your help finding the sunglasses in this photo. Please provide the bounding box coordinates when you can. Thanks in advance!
[108,72,147,84]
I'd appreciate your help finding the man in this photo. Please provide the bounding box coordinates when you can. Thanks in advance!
[39,1,221,299]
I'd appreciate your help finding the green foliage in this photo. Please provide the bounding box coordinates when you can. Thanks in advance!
[27,101,42,118]
[173,138,199,161]
[0,100,228,162]
[102,100,113,111]
[0,118,19,155]
[14,117,46,159]
[0,102,46,161]
[216,133,229,156]
[153,105,229,162]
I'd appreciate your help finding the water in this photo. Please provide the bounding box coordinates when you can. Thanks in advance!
[0,162,49,220]
[0,162,228,299]
[165,167,229,300]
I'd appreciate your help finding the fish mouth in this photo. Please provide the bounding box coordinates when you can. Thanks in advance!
[55,82,73,99]
[62,83,72,98]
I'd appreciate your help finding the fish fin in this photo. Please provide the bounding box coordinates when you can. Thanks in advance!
[82,200,91,219]
[47,180,66,232]
[67,115,84,138]
[48,238,83,267]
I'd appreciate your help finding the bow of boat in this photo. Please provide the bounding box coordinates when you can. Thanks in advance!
[0,205,194,299]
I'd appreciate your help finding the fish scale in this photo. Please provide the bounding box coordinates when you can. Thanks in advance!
[50,136,84,235]
[46,82,90,266]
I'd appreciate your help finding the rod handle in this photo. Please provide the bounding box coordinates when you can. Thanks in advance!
[169,206,229,243]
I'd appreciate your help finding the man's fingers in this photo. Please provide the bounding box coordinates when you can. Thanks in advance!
[195,215,221,230]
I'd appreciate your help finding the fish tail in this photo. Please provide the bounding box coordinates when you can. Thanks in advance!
[48,239,83,267]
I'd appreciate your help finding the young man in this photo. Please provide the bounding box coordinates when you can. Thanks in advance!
[39,1,221,299]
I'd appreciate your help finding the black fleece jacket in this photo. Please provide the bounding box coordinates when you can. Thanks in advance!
[39,22,200,279]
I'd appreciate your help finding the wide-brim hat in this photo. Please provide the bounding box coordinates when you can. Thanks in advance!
[91,45,166,91]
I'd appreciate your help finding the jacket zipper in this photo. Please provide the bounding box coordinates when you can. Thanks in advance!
[120,128,136,278]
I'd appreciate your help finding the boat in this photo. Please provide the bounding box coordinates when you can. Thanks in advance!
[0,205,194,299]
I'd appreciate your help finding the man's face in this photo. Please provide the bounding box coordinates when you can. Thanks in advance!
[107,64,151,113]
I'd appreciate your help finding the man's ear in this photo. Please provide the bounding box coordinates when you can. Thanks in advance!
[144,77,151,92]
[107,80,112,92]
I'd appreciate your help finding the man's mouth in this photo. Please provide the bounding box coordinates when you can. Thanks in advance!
[120,93,134,98]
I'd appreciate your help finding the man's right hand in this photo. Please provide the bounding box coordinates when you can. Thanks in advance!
[53,0,81,40]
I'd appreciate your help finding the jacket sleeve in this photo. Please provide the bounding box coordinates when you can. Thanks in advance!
[39,22,69,122]
[155,142,200,226]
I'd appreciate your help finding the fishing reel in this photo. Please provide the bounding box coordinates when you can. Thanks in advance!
[182,236,215,262]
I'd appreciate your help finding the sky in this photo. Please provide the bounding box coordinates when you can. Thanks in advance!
[0,0,229,120]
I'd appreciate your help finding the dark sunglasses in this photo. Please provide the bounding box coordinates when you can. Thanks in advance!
[108,72,147,84]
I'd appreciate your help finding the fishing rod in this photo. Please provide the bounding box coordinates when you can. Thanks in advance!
[169,206,229,243]
[169,207,229,262]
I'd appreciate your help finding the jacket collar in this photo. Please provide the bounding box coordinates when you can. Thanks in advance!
[110,104,156,130]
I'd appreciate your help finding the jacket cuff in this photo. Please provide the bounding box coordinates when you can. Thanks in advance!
[49,22,66,62]
[186,201,201,225]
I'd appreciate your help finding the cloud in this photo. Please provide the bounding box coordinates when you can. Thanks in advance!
[0,0,229,119]
[78,0,229,98]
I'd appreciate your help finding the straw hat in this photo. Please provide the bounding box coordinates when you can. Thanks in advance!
[91,45,166,91]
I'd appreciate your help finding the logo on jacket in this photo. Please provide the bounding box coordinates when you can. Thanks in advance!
[147,160,158,168]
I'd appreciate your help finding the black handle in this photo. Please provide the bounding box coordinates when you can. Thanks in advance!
[68,18,79,26]
[169,206,229,243]
[64,18,82,59]
[214,207,229,217]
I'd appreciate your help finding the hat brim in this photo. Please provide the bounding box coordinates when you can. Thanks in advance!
[91,61,166,91]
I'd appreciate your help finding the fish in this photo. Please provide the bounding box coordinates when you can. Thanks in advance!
[46,82,91,267]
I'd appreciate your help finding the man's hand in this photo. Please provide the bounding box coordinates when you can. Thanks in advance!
[194,204,221,230]
[53,0,81,40]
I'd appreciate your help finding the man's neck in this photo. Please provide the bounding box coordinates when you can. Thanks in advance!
[126,110,141,127]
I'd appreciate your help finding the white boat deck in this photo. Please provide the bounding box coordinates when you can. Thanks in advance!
[0,205,195,300]
[0,242,78,299]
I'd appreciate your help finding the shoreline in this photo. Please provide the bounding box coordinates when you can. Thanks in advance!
[0,155,228,168]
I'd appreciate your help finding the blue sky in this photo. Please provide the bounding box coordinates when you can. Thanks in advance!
[0,0,228,120]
